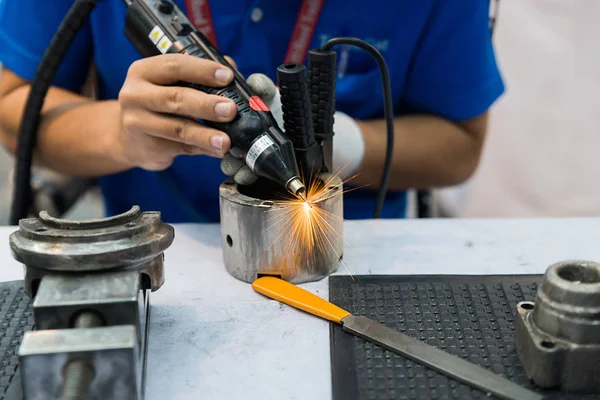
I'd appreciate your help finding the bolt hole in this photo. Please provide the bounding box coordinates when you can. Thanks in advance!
[557,263,600,283]
[520,302,535,310]
[125,222,136,228]
[226,235,233,247]
[329,185,339,191]
[35,227,48,232]
[540,340,555,349]
[339,253,344,261]
[283,63,297,70]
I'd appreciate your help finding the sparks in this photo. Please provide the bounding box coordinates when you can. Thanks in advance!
[262,169,364,278]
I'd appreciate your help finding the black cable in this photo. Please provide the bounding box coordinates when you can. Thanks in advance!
[9,0,102,225]
[320,37,394,219]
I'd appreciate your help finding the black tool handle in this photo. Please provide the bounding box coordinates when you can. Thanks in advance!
[307,49,337,144]
[277,63,324,179]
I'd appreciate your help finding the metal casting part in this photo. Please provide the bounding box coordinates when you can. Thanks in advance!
[9,205,174,273]
[341,315,543,400]
[516,260,600,393]
[219,173,343,284]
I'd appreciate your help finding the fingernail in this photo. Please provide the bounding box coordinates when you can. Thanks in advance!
[215,102,233,117]
[215,68,233,83]
[210,135,224,150]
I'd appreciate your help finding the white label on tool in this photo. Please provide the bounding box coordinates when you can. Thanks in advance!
[246,135,276,171]
[149,26,164,44]
[157,36,173,54]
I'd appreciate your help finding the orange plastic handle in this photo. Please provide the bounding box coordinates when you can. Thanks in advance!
[252,277,351,324]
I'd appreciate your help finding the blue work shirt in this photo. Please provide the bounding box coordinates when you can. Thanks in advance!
[0,0,504,223]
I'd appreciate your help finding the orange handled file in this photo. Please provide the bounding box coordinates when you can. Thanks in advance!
[251,276,351,324]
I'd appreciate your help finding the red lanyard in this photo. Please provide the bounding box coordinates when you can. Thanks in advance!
[184,0,325,64]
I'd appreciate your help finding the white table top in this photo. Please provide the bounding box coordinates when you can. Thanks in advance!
[1,218,599,399]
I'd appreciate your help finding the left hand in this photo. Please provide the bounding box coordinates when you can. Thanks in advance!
[221,74,366,184]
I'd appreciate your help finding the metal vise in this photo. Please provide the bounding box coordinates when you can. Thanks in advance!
[9,206,174,400]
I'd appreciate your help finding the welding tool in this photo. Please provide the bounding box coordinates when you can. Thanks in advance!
[122,0,307,202]
[252,277,544,400]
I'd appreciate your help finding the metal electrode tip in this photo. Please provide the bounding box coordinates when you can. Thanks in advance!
[287,177,306,198]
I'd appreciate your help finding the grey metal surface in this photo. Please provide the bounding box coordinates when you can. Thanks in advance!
[341,315,543,400]
[9,205,174,274]
[32,271,145,344]
[19,325,140,400]
[516,260,600,393]
[219,173,343,284]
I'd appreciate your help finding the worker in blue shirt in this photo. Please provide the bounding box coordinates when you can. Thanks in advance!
[0,0,504,223]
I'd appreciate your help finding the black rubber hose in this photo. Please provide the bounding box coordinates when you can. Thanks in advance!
[9,0,102,225]
[320,37,394,219]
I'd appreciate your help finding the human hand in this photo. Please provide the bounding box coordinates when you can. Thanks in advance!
[221,74,365,184]
[116,53,238,171]
[220,73,280,185]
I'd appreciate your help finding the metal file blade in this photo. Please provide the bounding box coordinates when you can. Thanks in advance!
[341,315,543,400]
[251,277,543,400]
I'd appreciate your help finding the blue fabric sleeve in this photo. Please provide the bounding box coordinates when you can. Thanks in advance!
[403,0,505,122]
[0,0,93,92]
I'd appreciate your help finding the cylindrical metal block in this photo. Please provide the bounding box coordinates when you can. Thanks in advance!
[219,174,343,284]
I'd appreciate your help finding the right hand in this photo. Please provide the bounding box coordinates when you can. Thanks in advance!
[116,53,238,171]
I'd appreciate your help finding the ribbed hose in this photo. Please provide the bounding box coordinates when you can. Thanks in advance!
[9,0,102,225]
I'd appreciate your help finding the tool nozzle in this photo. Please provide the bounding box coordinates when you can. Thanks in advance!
[287,177,307,202]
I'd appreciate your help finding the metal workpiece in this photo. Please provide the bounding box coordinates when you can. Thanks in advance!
[516,260,600,393]
[10,205,174,272]
[10,205,173,297]
[220,173,343,284]
[10,206,174,400]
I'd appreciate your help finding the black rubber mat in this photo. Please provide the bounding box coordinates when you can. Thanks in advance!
[0,281,32,400]
[329,275,595,400]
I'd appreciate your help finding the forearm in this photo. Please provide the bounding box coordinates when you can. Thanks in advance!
[0,84,131,177]
[353,114,486,191]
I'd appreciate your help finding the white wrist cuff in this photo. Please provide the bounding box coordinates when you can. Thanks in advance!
[332,111,365,181]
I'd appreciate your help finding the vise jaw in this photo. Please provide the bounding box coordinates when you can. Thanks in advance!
[9,206,174,400]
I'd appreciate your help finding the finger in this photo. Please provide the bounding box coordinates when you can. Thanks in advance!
[234,165,258,185]
[220,153,245,176]
[129,53,234,87]
[122,108,231,155]
[130,135,212,171]
[246,73,276,102]
[121,81,237,122]
[224,56,238,71]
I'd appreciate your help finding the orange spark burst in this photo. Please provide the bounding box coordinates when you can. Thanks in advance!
[262,169,363,278]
